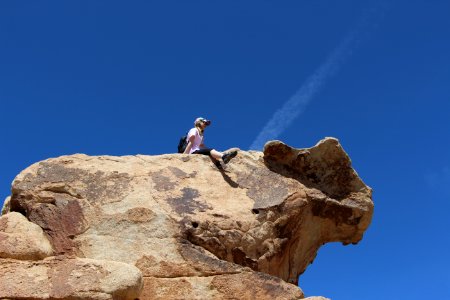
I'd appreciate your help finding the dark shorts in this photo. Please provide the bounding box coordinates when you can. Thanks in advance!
[192,148,213,156]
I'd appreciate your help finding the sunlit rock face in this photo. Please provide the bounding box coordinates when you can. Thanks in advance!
[0,212,53,260]
[1,137,373,299]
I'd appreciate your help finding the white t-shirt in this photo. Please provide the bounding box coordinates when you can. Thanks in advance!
[187,127,203,153]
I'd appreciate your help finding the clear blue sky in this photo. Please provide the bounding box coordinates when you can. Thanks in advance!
[1,1,449,299]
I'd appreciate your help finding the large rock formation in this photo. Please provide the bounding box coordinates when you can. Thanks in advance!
[0,137,373,299]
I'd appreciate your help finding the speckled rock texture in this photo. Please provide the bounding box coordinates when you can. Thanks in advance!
[1,137,373,299]
[0,212,53,260]
[0,256,143,300]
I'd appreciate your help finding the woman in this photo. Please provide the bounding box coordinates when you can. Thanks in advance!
[183,117,237,168]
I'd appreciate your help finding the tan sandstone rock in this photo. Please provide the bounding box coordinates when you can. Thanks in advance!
[0,211,53,260]
[1,137,373,299]
[1,196,10,215]
[0,256,143,300]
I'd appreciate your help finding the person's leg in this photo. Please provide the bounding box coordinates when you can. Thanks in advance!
[222,150,237,164]
[207,149,237,164]
[193,149,214,156]
[193,148,237,164]
[193,149,223,169]
[209,149,224,160]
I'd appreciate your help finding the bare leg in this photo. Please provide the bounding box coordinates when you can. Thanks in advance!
[210,149,224,160]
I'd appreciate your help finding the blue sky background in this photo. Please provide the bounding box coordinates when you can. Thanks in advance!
[1,1,449,299]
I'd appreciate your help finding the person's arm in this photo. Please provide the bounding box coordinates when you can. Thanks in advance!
[199,134,205,149]
[183,135,195,154]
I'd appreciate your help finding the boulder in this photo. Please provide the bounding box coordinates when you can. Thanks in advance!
[1,138,373,299]
[0,211,53,260]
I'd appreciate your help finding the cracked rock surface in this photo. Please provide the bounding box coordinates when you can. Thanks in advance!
[1,137,373,299]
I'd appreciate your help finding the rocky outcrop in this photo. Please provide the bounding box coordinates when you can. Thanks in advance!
[1,137,373,299]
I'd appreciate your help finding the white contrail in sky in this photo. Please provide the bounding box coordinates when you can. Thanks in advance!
[249,4,386,150]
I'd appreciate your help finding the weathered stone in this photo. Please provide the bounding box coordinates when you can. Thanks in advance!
[210,272,304,299]
[0,256,143,300]
[141,271,303,300]
[1,138,373,299]
[1,196,10,215]
[0,212,53,260]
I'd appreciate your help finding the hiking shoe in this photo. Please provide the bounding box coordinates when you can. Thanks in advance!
[222,151,237,164]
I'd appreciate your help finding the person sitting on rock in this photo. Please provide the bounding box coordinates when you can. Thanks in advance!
[183,117,237,168]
